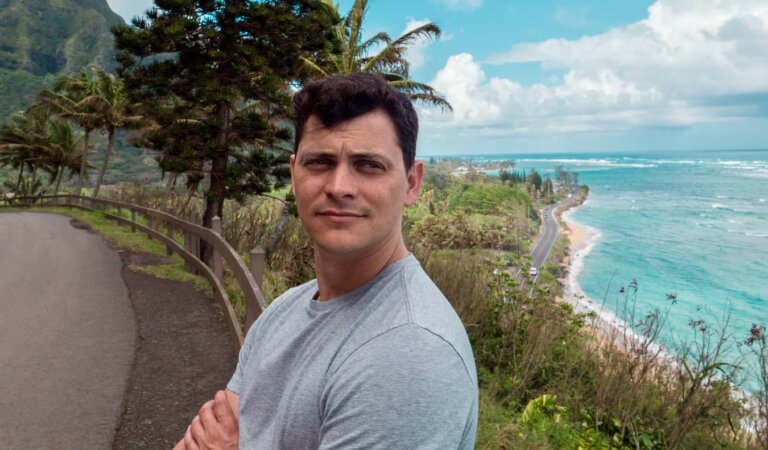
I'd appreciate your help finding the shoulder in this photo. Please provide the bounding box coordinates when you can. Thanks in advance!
[331,323,475,388]
[396,259,478,383]
[320,324,477,449]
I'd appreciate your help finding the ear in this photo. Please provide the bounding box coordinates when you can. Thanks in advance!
[404,160,424,207]
[289,154,296,195]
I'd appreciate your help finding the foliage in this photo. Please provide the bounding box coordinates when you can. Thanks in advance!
[39,66,108,195]
[0,105,82,192]
[0,70,54,122]
[303,0,450,109]
[2,175,46,205]
[474,266,587,406]
[0,0,123,121]
[113,0,339,263]
[81,65,143,197]
[742,323,768,448]
[446,183,533,216]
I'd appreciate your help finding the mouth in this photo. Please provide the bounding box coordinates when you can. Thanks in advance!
[317,210,365,218]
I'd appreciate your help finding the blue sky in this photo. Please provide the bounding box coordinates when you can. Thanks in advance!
[106,0,768,156]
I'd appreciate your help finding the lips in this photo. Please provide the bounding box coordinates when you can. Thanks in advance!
[317,210,365,218]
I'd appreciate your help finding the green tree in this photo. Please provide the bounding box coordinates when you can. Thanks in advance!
[527,168,542,192]
[0,106,82,194]
[113,0,338,263]
[39,67,105,195]
[0,106,50,190]
[555,164,572,186]
[88,65,143,198]
[45,117,83,193]
[543,176,554,203]
[302,0,451,110]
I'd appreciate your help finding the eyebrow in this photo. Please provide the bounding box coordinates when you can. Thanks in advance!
[299,151,393,166]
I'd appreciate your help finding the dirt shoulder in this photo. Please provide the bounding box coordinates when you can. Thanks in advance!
[113,250,238,449]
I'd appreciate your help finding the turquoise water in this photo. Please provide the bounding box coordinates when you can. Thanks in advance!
[451,150,768,391]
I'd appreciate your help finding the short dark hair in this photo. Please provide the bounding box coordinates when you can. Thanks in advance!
[293,73,418,171]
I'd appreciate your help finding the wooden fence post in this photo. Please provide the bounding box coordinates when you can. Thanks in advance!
[246,246,266,332]
[183,214,194,273]
[212,216,224,283]
[166,208,175,257]
[191,214,201,267]
[249,247,265,290]
[147,213,154,240]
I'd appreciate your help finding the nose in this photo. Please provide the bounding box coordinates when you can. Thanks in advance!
[324,163,357,200]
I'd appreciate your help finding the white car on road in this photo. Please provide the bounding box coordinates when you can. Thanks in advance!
[529,267,538,277]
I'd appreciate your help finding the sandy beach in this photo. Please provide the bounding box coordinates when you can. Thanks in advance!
[560,205,675,360]
[560,206,604,317]
[560,204,656,348]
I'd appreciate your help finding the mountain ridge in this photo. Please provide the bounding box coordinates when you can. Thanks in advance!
[0,0,125,120]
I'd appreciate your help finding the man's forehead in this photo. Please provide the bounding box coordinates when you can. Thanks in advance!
[303,109,393,132]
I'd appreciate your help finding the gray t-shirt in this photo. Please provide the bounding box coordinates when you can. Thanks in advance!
[228,254,478,449]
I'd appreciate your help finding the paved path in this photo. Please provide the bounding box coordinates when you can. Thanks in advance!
[526,186,581,283]
[0,212,137,449]
[530,203,559,270]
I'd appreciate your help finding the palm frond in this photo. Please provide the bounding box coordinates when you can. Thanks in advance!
[300,56,330,78]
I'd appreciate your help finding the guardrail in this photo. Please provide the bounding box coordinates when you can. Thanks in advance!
[0,194,267,348]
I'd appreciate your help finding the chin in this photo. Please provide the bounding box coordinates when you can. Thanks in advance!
[314,239,366,257]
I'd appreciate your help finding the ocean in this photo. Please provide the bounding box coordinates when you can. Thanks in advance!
[453,149,768,392]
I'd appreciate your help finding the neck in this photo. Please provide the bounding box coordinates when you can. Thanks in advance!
[313,237,409,301]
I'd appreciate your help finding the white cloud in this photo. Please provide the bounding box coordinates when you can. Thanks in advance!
[427,0,768,136]
[433,0,483,11]
[553,6,593,28]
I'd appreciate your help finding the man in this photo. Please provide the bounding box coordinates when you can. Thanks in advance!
[178,73,477,449]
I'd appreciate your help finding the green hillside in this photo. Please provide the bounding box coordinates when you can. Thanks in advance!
[0,0,124,121]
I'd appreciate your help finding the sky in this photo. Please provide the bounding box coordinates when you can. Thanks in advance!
[106,0,768,156]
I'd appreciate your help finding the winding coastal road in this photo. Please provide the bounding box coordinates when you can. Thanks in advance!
[529,186,581,282]
[0,212,136,449]
[530,203,559,270]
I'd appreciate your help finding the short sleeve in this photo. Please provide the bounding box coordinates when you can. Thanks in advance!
[226,322,257,395]
[227,287,297,395]
[318,324,478,450]
[226,298,276,395]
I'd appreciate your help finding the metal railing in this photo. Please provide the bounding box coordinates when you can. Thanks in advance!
[1,194,268,348]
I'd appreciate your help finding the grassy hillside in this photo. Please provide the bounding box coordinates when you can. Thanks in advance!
[0,0,124,120]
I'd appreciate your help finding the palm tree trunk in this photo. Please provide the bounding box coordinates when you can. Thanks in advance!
[54,166,63,193]
[77,129,91,196]
[93,125,115,198]
[15,163,24,191]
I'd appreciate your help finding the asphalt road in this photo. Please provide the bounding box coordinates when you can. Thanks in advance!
[0,212,136,449]
[530,203,559,269]
[527,187,581,283]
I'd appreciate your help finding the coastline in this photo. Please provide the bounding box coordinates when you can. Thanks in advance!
[560,204,605,318]
[560,202,656,349]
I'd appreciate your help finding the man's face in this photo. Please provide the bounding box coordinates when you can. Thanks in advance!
[290,109,423,259]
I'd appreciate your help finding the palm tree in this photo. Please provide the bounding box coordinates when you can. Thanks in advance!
[45,118,83,193]
[0,107,50,191]
[0,107,83,195]
[303,0,451,110]
[87,66,143,197]
[39,66,104,196]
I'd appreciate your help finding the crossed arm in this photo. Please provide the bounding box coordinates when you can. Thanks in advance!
[173,389,240,450]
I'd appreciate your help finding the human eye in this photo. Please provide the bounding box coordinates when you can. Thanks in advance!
[356,160,386,173]
[303,157,333,170]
